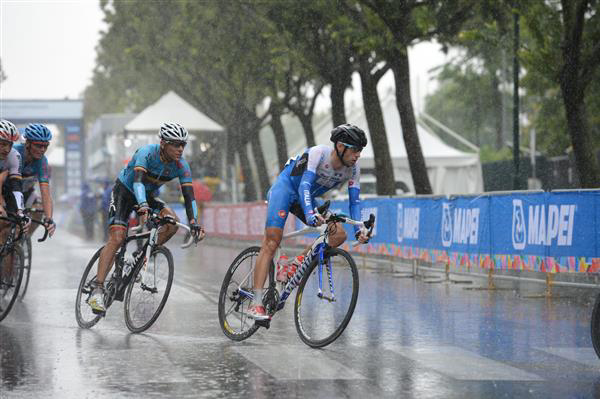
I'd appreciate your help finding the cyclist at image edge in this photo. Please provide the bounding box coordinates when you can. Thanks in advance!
[248,124,371,320]
[0,119,28,244]
[14,124,57,237]
[88,122,205,314]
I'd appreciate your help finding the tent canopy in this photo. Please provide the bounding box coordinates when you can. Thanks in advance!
[124,91,224,134]
[309,94,483,194]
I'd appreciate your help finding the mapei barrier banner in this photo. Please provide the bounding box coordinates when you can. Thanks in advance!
[196,190,600,273]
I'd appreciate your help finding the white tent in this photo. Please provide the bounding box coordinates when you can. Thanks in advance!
[306,94,483,195]
[124,91,224,134]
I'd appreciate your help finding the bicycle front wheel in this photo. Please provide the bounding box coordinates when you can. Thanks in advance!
[124,246,174,333]
[75,247,105,329]
[591,293,600,359]
[18,236,32,300]
[218,246,267,341]
[0,246,24,322]
[294,247,359,348]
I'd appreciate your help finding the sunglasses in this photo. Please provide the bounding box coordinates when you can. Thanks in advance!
[342,142,363,152]
[164,140,187,148]
[31,142,50,149]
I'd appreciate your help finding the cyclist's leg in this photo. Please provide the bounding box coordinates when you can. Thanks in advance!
[148,196,178,246]
[96,183,133,285]
[0,189,18,281]
[249,184,293,319]
[327,221,347,247]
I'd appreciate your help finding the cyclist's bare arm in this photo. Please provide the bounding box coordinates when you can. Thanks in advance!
[39,183,53,219]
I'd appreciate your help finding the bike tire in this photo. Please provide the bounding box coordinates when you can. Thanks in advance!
[591,293,600,359]
[18,236,32,301]
[124,246,174,333]
[218,246,267,341]
[294,247,359,348]
[0,246,25,322]
[75,247,104,329]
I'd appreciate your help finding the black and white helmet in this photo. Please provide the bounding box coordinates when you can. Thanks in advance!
[158,122,189,142]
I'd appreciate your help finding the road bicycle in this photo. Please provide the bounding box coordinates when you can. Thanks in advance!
[75,211,200,333]
[0,213,48,322]
[218,201,375,348]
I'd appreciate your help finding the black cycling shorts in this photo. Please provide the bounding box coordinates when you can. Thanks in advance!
[107,179,166,228]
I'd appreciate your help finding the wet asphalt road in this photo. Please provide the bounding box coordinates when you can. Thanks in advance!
[1,229,599,399]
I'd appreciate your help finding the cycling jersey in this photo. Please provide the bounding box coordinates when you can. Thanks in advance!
[116,144,197,223]
[13,143,51,193]
[0,148,24,212]
[266,145,362,231]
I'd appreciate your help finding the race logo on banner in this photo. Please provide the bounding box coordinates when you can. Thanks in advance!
[512,199,576,250]
[441,202,480,248]
[397,203,419,243]
[441,203,453,247]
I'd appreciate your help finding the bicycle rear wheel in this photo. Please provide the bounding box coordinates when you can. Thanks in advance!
[18,236,32,300]
[124,246,174,333]
[0,246,24,322]
[294,247,359,348]
[591,293,600,359]
[218,246,269,341]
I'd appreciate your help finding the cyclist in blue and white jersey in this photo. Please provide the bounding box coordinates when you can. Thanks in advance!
[248,124,371,320]
[88,123,205,314]
[14,124,56,237]
[0,119,29,247]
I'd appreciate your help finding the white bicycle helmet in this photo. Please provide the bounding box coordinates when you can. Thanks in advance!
[158,122,189,142]
[0,119,20,142]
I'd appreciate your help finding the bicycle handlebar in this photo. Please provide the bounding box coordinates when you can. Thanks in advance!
[128,212,203,249]
[0,213,50,242]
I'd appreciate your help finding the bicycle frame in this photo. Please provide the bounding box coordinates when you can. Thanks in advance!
[108,215,194,304]
[236,212,371,314]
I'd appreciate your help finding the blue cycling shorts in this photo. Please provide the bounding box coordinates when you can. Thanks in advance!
[265,179,298,229]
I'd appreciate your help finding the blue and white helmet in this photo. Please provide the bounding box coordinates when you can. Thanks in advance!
[158,122,188,142]
[24,124,52,141]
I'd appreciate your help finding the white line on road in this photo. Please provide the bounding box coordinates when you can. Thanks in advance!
[536,347,600,368]
[233,345,366,380]
[390,346,544,381]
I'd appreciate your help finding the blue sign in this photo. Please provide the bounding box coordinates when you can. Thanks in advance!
[317,190,600,259]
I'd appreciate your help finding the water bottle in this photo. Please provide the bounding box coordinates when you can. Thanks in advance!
[276,255,289,283]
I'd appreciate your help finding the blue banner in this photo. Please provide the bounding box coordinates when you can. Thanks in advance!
[317,190,599,261]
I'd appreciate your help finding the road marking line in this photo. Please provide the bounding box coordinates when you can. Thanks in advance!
[233,345,366,380]
[390,346,544,381]
[536,347,600,368]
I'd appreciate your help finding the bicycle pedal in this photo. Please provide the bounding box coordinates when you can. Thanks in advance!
[255,319,270,329]
[91,308,106,317]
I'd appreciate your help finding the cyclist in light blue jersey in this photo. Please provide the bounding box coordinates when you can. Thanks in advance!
[88,123,205,314]
[248,124,371,320]
[15,123,56,237]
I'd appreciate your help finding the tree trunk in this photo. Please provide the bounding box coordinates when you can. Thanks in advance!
[390,48,433,194]
[249,127,271,198]
[358,60,396,195]
[270,102,289,170]
[298,115,316,147]
[560,69,600,187]
[558,0,600,187]
[330,78,347,126]
[237,144,257,202]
